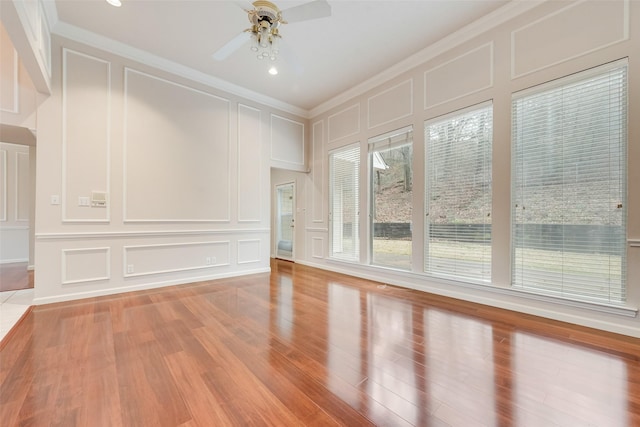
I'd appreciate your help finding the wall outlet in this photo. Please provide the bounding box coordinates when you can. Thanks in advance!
[205,257,215,265]
[126,264,134,274]
[78,196,90,207]
[51,195,60,205]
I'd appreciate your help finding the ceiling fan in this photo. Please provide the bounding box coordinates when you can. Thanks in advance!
[213,0,331,62]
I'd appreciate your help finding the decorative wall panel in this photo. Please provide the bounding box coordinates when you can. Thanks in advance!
[328,104,360,143]
[62,247,110,285]
[124,241,230,277]
[424,43,493,109]
[312,237,324,259]
[238,239,261,264]
[124,68,230,222]
[311,120,324,223]
[271,114,305,168]
[368,79,413,128]
[511,0,628,78]
[62,49,110,222]
[15,151,29,221]
[238,104,262,222]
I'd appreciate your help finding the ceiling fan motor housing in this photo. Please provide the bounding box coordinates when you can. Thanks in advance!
[250,1,282,27]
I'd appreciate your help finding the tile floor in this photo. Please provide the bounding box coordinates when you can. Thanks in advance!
[0,288,34,342]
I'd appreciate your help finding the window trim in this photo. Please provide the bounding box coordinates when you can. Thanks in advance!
[510,60,628,304]
[424,101,493,283]
[368,126,414,270]
[328,142,361,263]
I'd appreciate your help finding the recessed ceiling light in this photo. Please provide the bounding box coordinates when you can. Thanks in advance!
[268,67,278,75]
[106,0,122,7]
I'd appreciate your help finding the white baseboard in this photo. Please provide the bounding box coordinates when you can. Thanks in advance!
[32,267,271,306]
[0,258,29,264]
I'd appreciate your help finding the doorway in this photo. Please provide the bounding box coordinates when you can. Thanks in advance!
[275,182,295,261]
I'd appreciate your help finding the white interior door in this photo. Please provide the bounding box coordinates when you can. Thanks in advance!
[275,182,295,261]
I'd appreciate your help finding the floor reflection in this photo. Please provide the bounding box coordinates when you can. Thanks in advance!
[425,309,496,426]
[275,276,294,341]
[267,261,639,426]
[513,332,627,426]
[365,294,421,425]
[327,283,363,407]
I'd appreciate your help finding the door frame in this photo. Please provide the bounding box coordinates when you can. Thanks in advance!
[274,181,296,261]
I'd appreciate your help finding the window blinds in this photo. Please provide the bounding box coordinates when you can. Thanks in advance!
[425,104,493,282]
[329,144,360,262]
[511,62,627,304]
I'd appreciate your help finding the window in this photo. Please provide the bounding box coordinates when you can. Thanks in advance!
[329,144,360,262]
[512,62,627,304]
[369,127,413,270]
[425,104,493,282]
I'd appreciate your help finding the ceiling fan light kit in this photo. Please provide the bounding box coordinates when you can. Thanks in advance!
[213,0,331,66]
[248,1,282,61]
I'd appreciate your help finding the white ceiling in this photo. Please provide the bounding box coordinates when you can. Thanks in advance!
[51,0,510,114]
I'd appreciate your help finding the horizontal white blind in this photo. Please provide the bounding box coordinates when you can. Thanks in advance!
[368,125,413,151]
[512,63,627,304]
[425,105,492,282]
[329,144,360,262]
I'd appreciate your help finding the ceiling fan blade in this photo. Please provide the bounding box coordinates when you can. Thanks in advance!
[233,0,254,11]
[282,0,331,23]
[212,31,251,61]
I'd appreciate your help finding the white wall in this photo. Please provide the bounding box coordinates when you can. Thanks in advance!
[0,21,38,269]
[0,142,30,263]
[302,0,640,337]
[31,35,307,304]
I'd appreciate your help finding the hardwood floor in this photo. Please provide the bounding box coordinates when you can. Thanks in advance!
[2,259,640,426]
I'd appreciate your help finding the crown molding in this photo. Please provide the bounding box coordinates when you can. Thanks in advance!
[309,0,545,118]
[45,0,545,119]
[50,21,309,118]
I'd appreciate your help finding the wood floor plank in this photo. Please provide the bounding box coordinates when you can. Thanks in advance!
[2,259,640,426]
[194,331,305,426]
